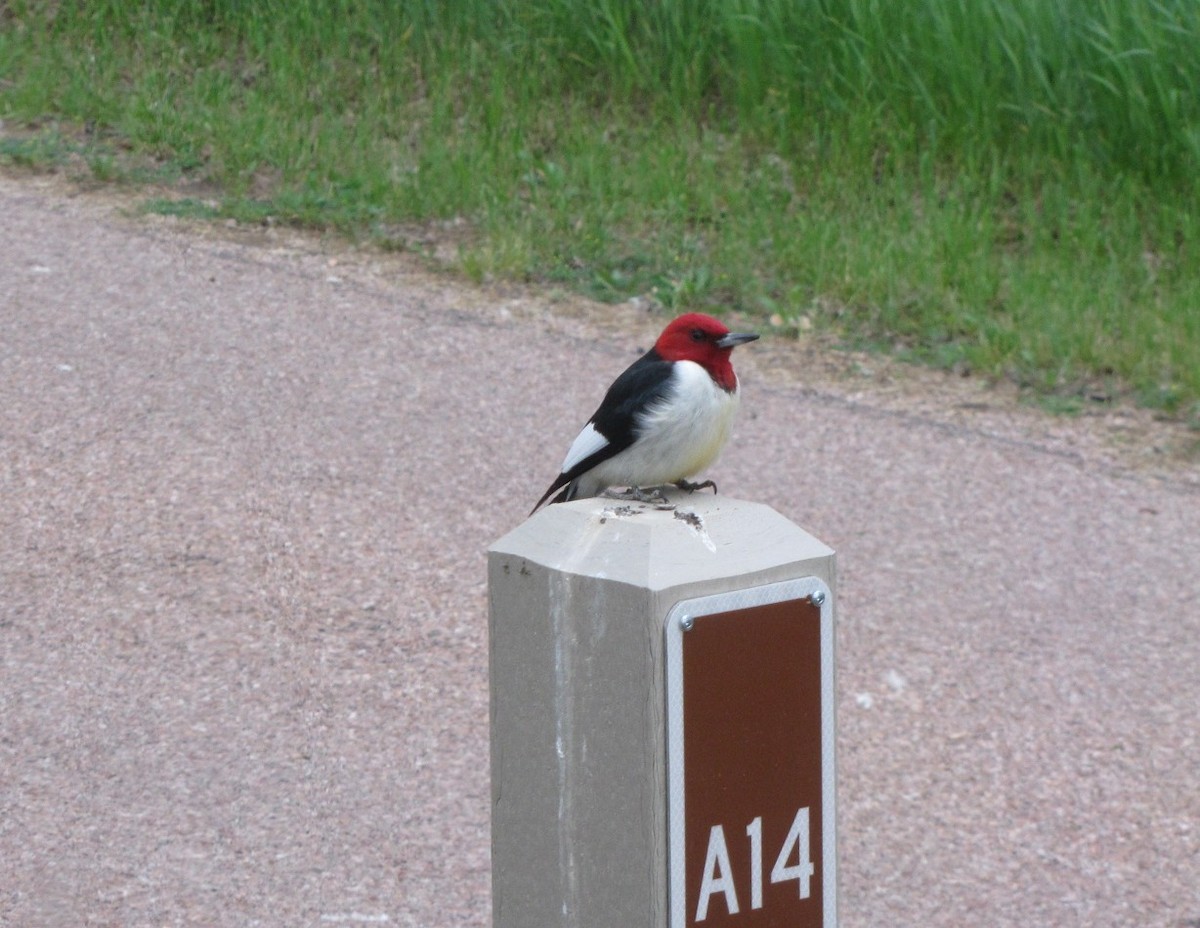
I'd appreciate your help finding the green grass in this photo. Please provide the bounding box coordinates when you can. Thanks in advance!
[2,0,1198,421]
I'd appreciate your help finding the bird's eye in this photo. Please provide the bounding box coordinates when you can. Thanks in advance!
[690,328,706,342]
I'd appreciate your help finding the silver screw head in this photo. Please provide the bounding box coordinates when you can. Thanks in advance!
[680,616,695,632]
[810,590,826,606]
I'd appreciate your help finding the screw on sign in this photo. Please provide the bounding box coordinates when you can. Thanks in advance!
[666,583,836,928]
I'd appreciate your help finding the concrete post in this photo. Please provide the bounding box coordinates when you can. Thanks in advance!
[488,490,836,928]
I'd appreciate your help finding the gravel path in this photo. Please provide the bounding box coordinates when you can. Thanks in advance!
[2,175,1197,927]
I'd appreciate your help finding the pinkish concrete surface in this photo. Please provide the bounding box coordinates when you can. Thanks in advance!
[1,174,1197,928]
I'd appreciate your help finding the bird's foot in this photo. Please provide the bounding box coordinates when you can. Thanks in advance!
[675,478,718,495]
[602,486,675,509]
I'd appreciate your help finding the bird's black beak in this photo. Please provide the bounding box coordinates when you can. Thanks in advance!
[716,331,760,349]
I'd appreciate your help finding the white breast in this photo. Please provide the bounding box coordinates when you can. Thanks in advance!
[576,361,740,497]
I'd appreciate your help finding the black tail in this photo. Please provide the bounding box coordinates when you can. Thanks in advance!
[529,477,573,515]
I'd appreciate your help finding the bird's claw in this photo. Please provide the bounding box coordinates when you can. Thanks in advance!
[675,478,718,495]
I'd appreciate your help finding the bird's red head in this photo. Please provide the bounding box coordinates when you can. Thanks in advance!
[653,313,759,392]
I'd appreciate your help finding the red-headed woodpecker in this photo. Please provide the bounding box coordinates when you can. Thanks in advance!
[532,312,759,513]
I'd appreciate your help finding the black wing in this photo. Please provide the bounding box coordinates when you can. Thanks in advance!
[530,349,673,513]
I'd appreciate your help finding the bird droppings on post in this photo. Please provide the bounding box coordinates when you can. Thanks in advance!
[673,508,717,552]
[597,504,644,524]
[589,499,721,548]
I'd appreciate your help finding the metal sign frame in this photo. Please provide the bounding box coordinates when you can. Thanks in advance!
[665,577,836,927]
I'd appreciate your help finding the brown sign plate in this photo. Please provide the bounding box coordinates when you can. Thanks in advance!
[666,580,835,928]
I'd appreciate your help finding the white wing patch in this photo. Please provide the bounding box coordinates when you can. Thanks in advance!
[560,421,610,473]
